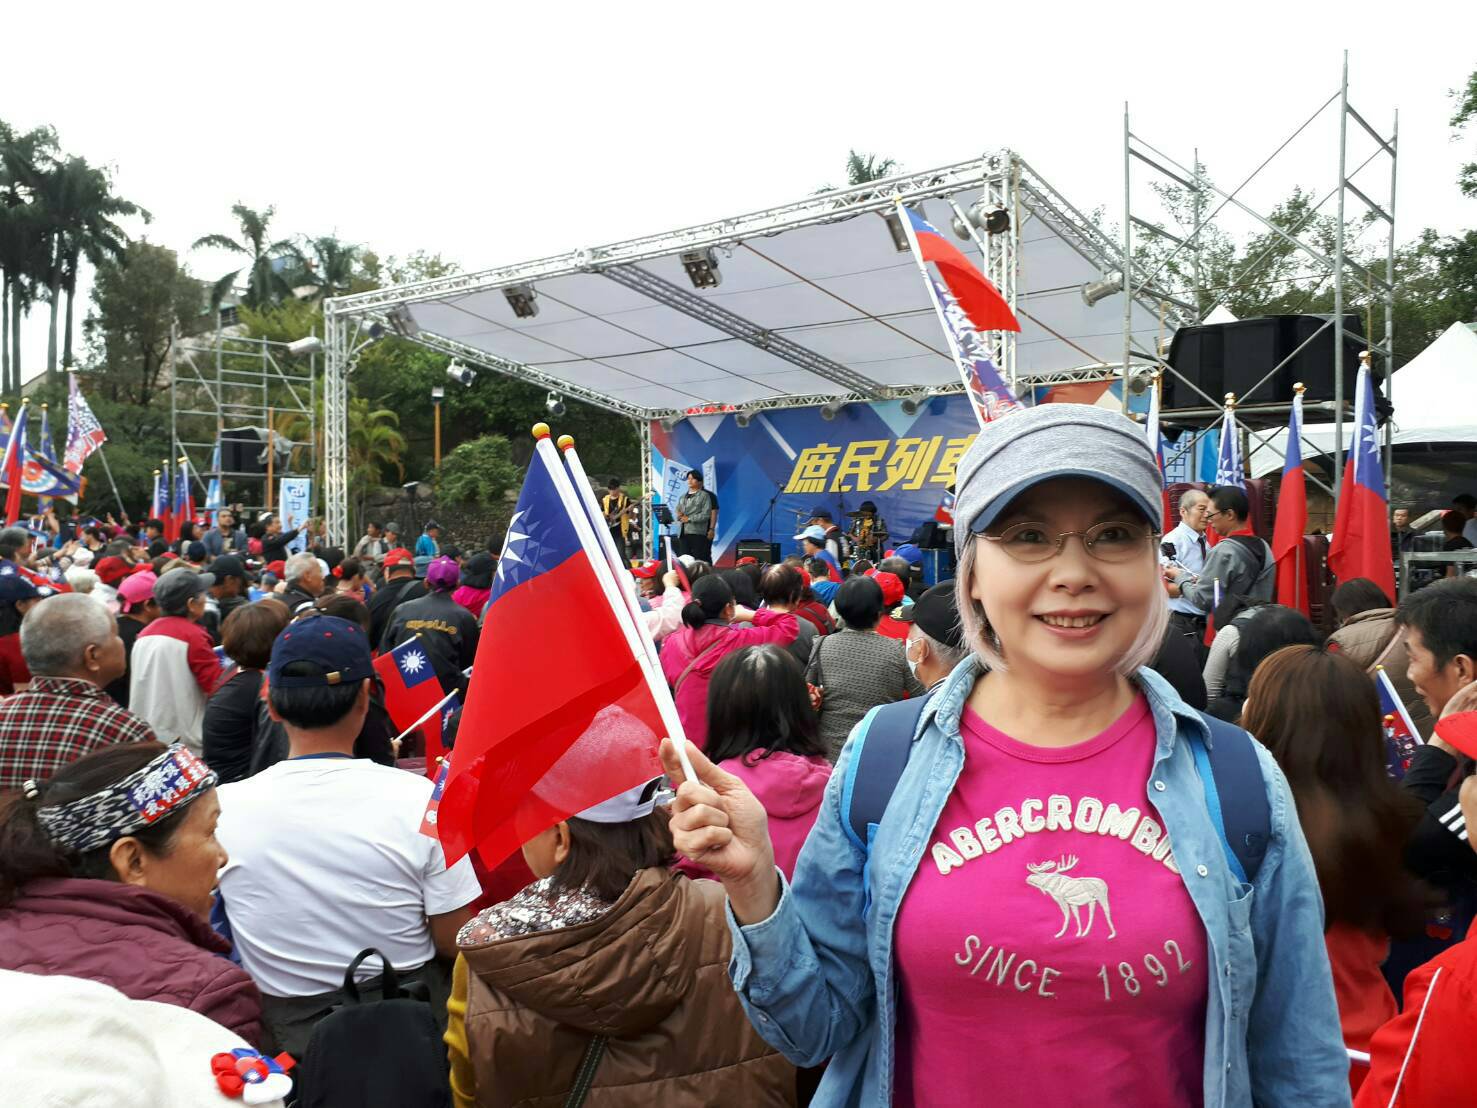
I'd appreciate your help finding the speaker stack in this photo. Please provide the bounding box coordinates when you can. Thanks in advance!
[735,539,781,564]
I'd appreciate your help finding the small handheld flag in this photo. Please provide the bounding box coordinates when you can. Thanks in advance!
[1376,666,1423,779]
[1328,353,1395,600]
[374,636,451,776]
[1215,395,1245,489]
[1272,385,1309,616]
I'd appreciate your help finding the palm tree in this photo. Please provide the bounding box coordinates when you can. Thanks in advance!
[0,122,57,394]
[192,204,301,315]
[293,236,361,302]
[53,159,146,369]
[844,150,900,185]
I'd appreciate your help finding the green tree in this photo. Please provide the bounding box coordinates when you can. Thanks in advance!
[1453,68,1477,199]
[192,204,300,314]
[85,241,201,405]
[437,434,521,507]
[817,150,902,194]
[0,122,57,394]
[288,235,360,302]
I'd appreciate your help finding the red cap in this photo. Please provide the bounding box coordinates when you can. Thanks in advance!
[382,547,415,568]
[630,560,663,580]
[874,571,905,607]
[736,556,759,566]
[265,560,286,577]
[94,556,142,586]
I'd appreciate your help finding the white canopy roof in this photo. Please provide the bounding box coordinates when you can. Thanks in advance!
[1248,321,1477,477]
[327,153,1170,419]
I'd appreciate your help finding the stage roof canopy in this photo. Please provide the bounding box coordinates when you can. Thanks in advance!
[327,151,1169,420]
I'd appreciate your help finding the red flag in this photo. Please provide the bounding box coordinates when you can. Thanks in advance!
[438,438,664,867]
[1,403,28,526]
[1272,393,1309,616]
[901,207,1021,333]
[1328,364,1396,601]
[373,637,448,772]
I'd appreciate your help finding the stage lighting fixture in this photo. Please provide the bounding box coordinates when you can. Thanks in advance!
[546,392,567,417]
[504,284,539,319]
[735,408,758,429]
[1125,367,1154,396]
[680,249,722,290]
[881,212,910,254]
[387,304,420,337]
[659,416,681,432]
[367,322,386,340]
[431,385,445,403]
[984,207,1010,235]
[286,335,323,359]
[447,361,477,387]
[949,199,988,240]
[820,402,845,421]
[1082,275,1123,308]
[899,392,928,417]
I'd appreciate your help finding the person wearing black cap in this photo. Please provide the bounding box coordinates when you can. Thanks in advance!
[129,568,220,754]
[214,614,481,1054]
[896,580,969,692]
[0,574,54,694]
[415,520,442,560]
[204,555,250,643]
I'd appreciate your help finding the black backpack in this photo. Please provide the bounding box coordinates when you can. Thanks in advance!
[295,949,452,1108]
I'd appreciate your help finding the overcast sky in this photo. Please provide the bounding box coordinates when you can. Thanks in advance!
[2,2,1471,376]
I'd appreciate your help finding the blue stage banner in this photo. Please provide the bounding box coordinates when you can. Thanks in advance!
[650,395,981,565]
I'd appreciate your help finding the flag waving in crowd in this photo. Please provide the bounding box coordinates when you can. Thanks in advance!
[1,401,29,525]
[1272,385,1309,615]
[374,637,453,775]
[1329,355,1396,603]
[64,371,107,474]
[436,427,667,867]
[1215,397,1245,489]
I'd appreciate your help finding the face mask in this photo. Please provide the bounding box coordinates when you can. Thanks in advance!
[905,638,923,680]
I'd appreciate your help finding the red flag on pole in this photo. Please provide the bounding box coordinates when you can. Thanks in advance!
[1,402,29,526]
[1328,358,1396,602]
[436,428,667,867]
[1272,388,1309,616]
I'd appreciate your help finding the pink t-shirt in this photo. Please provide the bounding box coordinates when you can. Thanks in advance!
[894,695,1209,1107]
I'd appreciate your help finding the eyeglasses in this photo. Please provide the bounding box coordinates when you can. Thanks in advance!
[980,520,1158,564]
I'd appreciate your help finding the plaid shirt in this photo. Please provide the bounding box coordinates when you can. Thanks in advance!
[0,676,158,793]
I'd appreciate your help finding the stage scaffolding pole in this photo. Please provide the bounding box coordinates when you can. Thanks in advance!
[1122,103,1133,416]
[1384,109,1398,501]
[1333,51,1349,493]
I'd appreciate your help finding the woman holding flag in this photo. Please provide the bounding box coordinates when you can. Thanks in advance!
[663,404,1348,1106]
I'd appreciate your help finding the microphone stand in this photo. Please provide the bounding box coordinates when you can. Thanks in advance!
[757,487,782,550]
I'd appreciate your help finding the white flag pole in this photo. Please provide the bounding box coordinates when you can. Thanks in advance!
[894,196,987,431]
[536,426,697,782]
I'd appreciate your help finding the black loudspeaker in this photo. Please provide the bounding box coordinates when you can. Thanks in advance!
[736,539,781,564]
[1166,315,1379,418]
[220,428,265,474]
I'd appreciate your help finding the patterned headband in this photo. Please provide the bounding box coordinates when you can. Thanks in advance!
[32,744,217,855]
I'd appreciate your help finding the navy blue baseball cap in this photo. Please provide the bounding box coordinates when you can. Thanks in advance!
[268,614,374,689]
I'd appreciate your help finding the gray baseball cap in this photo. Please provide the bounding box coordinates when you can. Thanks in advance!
[153,566,215,610]
[953,404,1163,556]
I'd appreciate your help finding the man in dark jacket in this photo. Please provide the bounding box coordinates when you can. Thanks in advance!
[367,547,425,646]
[258,514,301,564]
[278,552,323,616]
[380,556,479,692]
[201,510,248,558]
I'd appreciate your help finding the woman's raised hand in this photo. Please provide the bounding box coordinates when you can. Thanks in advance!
[661,737,780,924]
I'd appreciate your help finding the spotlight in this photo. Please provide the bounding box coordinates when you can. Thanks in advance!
[820,402,846,421]
[367,322,385,340]
[950,200,987,240]
[735,408,757,429]
[899,391,928,417]
[881,212,910,253]
[1125,367,1154,396]
[1082,275,1123,308]
[447,361,477,387]
[431,385,445,403]
[387,304,420,337]
[286,335,323,359]
[680,249,722,290]
[984,207,1010,235]
[546,392,566,417]
[503,283,539,319]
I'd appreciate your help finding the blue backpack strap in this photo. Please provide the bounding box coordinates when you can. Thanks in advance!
[1188,712,1271,885]
[842,696,931,855]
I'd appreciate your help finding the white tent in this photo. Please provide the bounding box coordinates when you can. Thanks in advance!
[1248,322,1477,477]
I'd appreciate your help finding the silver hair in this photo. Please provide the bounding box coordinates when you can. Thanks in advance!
[284,551,319,585]
[1178,488,1209,513]
[954,534,1169,678]
[916,628,969,672]
[19,593,113,677]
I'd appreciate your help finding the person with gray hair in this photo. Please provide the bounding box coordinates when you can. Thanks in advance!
[1162,488,1212,663]
[278,552,323,616]
[0,593,154,792]
[128,568,220,753]
[660,403,1347,1107]
[895,581,969,691]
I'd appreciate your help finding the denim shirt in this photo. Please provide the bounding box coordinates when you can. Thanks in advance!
[726,658,1350,1107]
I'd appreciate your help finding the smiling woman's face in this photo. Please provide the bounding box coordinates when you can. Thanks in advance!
[967,477,1159,682]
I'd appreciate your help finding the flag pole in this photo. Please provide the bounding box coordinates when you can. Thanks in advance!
[538,426,697,783]
[893,197,987,431]
[92,445,128,521]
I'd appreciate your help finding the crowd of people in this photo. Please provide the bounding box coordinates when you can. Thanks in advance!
[1,412,1477,1105]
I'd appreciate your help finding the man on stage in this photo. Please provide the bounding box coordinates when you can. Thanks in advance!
[601,478,634,563]
[675,470,718,564]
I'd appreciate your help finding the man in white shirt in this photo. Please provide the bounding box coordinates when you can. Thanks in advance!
[215,614,480,1054]
[1162,488,1212,662]
[1453,494,1477,547]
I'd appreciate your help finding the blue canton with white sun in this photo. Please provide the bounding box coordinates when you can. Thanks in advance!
[491,452,584,603]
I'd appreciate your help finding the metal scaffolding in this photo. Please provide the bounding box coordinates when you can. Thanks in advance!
[170,332,318,521]
[1121,52,1398,501]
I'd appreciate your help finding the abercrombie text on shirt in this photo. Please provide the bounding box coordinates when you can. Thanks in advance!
[892,695,1209,1108]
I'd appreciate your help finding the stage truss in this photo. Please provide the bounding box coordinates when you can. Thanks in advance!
[322,151,1173,544]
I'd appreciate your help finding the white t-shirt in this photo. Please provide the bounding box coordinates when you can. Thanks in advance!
[216,757,481,998]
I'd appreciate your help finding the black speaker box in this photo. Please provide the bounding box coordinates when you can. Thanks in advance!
[220,428,265,474]
[736,539,781,564]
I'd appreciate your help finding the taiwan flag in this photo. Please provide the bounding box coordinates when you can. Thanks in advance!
[1329,362,1395,601]
[1145,376,1172,532]
[0,402,28,525]
[1376,667,1423,779]
[172,461,193,542]
[374,636,450,773]
[1272,391,1309,616]
[935,491,956,526]
[901,207,1021,333]
[436,436,665,866]
[152,465,170,536]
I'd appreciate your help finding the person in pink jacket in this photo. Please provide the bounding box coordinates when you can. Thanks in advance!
[659,575,796,750]
[676,644,831,881]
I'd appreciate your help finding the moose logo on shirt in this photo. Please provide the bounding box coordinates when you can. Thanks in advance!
[1025,855,1117,939]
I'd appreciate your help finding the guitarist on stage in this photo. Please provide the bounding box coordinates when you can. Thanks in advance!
[602,478,635,564]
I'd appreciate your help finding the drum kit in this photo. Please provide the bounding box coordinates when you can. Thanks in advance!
[848,505,889,562]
